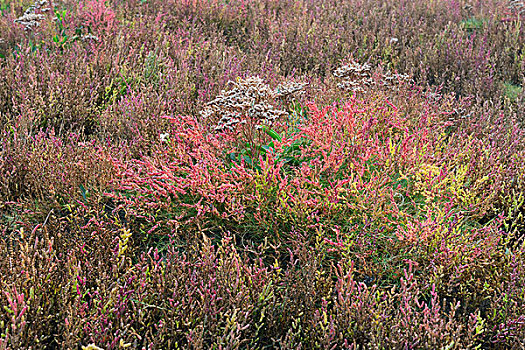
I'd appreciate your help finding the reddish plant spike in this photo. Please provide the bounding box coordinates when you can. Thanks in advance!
[1,0,525,347]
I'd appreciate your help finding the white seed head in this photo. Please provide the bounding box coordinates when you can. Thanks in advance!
[202,76,305,132]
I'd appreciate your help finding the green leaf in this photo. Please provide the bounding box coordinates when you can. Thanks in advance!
[261,125,282,142]
[260,145,272,154]
[242,155,253,165]
[79,184,87,202]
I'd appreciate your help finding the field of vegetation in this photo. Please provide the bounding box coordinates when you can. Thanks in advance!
[1,0,525,348]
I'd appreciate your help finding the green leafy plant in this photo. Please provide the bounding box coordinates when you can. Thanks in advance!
[503,82,523,102]
[0,0,9,16]
[227,125,311,171]
[461,17,485,33]
[52,8,85,50]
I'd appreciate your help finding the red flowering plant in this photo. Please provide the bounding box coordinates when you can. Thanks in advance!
[2,0,525,347]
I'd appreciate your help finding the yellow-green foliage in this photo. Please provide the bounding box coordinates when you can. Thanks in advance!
[118,228,132,260]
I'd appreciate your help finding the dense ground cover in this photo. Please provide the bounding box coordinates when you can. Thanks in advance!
[1,0,525,348]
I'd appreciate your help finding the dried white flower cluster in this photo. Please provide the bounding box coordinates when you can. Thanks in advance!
[333,61,372,78]
[508,0,525,14]
[334,61,412,93]
[14,0,50,31]
[274,81,308,98]
[81,33,100,42]
[423,90,442,101]
[381,72,413,90]
[200,76,307,132]
[447,107,471,123]
[333,61,373,93]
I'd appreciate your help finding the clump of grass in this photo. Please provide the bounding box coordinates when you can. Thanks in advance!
[461,17,486,33]
[503,81,523,102]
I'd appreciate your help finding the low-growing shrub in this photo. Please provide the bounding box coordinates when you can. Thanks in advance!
[2,0,525,348]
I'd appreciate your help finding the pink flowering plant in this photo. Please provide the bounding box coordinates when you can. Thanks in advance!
[1,0,525,348]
